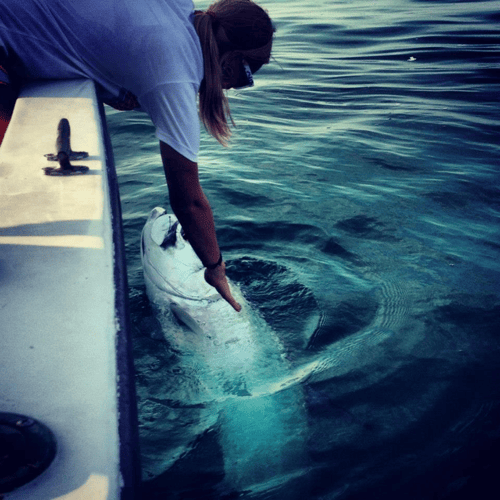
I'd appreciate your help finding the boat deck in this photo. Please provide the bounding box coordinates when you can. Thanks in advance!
[0,80,139,499]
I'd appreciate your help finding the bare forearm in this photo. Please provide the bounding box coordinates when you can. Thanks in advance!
[169,193,221,267]
[160,141,220,266]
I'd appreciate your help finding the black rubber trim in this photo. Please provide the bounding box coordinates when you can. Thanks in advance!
[98,95,142,499]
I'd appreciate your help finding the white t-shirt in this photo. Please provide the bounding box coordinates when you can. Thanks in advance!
[0,0,203,161]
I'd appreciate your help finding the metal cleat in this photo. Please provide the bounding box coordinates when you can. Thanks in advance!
[43,118,89,175]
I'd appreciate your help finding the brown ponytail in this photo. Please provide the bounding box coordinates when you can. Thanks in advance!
[193,10,233,146]
[194,1,274,147]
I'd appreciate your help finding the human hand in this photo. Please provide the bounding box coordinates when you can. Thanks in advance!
[204,262,242,312]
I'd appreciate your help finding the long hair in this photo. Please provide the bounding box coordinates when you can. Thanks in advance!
[194,0,274,146]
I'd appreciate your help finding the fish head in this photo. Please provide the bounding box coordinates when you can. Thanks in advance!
[141,207,217,301]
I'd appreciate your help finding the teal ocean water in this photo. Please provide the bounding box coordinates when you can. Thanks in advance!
[106,1,500,498]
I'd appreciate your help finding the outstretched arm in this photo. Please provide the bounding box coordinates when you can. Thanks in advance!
[160,141,241,312]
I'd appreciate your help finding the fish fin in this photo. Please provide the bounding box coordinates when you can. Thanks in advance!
[170,303,204,335]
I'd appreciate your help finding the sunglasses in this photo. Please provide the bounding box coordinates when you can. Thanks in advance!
[234,59,254,90]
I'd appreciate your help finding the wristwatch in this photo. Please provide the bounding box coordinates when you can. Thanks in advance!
[205,253,223,270]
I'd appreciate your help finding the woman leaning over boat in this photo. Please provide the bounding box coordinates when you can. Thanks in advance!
[0,0,274,311]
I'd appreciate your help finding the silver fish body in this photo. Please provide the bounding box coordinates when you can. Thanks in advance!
[141,207,308,492]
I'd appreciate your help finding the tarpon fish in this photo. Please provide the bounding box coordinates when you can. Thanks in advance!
[141,207,308,493]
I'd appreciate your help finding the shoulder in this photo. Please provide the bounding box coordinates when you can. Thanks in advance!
[139,82,201,162]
